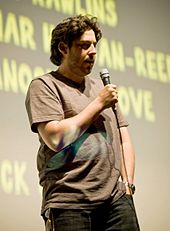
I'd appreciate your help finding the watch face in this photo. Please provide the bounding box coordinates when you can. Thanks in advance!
[124,182,136,194]
[130,184,135,194]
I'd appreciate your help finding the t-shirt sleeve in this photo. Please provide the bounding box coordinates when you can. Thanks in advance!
[115,104,129,128]
[25,77,64,133]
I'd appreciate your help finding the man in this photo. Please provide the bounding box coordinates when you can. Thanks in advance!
[25,15,140,230]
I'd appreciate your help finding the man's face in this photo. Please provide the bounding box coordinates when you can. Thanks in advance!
[66,29,97,77]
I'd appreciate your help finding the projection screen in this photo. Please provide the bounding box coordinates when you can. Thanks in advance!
[0,1,170,230]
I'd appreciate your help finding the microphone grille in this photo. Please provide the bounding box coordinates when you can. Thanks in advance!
[100,68,109,79]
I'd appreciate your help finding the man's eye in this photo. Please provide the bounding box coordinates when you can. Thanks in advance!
[79,44,90,49]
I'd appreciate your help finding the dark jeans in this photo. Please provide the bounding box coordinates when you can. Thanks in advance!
[44,194,140,231]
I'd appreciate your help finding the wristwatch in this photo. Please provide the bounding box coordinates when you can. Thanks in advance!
[124,182,136,194]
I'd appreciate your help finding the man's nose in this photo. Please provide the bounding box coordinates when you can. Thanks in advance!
[89,44,96,55]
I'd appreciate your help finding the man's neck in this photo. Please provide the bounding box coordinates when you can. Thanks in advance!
[57,66,85,84]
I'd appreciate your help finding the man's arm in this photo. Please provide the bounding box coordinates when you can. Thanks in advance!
[120,126,136,194]
[37,84,118,152]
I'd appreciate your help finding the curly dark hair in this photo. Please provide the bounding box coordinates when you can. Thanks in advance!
[50,15,102,66]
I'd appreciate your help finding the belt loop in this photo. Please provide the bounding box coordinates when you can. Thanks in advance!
[45,208,55,231]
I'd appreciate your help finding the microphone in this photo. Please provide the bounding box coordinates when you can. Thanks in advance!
[100,68,116,112]
[100,68,110,86]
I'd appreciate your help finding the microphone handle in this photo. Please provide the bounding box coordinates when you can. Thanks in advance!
[100,69,116,112]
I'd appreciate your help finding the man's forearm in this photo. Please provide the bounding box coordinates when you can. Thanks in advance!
[120,127,135,184]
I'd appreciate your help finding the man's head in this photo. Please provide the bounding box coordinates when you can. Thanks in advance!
[50,15,102,66]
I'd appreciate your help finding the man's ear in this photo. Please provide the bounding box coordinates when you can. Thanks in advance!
[58,42,68,55]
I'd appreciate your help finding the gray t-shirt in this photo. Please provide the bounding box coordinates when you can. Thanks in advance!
[25,71,128,214]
